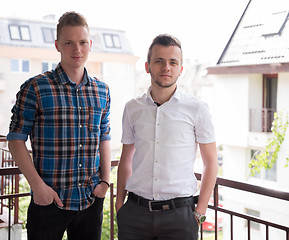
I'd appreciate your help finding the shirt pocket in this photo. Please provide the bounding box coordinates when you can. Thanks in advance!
[88,106,102,134]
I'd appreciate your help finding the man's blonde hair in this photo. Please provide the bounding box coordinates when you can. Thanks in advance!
[56,11,89,40]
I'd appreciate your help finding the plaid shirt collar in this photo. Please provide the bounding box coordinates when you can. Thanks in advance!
[55,63,92,87]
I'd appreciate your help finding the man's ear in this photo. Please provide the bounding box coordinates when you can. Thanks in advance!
[145,62,150,73]
[55,40,60,52]
[179,66,183,76]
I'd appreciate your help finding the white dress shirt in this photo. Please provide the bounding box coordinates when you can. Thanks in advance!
[121,87,215,200]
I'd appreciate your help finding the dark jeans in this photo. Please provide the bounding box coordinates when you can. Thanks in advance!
[117,198,199,240]
[26,196,104,240]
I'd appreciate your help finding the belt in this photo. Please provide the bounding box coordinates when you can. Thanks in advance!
[128,192,198,212]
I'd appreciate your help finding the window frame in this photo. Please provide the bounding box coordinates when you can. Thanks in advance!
[10,59,30,73]
[42,27,56,43]
[42,61,58,73]
[9,24,31,41]
[103,33,122,49]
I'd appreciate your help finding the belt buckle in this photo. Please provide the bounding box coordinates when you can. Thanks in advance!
[148,200,170,212]
[148,200,161,212]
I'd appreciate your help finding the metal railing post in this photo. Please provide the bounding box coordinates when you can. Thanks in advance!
[231,214,233,240]
[214,185,219,240]
[8,198,11,240]
[110,182,115,240]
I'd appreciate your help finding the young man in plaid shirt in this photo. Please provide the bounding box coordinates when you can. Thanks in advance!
[7,12,111,240]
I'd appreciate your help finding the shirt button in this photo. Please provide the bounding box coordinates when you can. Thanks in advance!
[79,164,82,168]
[78,182,81,186]
[79,124,83,128]
[79,144,82,148]
[79,107,82,110]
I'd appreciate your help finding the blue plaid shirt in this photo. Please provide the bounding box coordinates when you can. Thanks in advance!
[7,64,111,211]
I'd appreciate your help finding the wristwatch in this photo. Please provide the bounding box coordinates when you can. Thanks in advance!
[193,210,206,224]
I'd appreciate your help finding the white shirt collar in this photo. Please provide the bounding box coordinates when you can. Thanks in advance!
[145,86,181,104]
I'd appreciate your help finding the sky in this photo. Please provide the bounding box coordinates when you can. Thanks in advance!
[1,0,249,68]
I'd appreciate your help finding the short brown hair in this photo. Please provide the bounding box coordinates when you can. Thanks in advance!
[147,34,182,64]
[56,11,89,40]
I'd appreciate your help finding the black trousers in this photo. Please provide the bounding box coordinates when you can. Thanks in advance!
[117,198,199,240]
[26,196,104,240]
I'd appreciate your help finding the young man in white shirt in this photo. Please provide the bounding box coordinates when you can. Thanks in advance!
[116,34,218,240]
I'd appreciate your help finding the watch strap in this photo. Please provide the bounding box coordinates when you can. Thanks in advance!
[193,210,206,224]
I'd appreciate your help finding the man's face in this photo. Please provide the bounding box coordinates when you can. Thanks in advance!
[145,45,183,89]
[55,26,91,71]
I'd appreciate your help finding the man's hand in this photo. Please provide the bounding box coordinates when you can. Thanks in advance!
[93,181,109,198]
[115,199,124,213]
[32,183,63,207]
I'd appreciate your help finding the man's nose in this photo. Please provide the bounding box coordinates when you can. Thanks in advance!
[161,62,170,71]
[73,43,81,52]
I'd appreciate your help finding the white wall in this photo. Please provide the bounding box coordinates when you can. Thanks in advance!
[211,74,249,147]
[278,73,289,110]
[222,145,248,181]
[248,74,263,110]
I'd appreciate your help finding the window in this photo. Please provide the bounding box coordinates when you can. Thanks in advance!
[263,75,277,132]
[11,59,30,73]
[42,28,56,43]
[250,150,261,179]
[91,33,102,51]
[250,149,277,182]
[11,59,19,72]
[9,25,31,41]
[262,11,289,37]
[265,161,277,181]
[20,27,31,41]
[42,61,57,73]
[22,60,30,72]
[112,35,121,48]
[103,34,121,48]
[42,62,49,72]
[9,26,21,40]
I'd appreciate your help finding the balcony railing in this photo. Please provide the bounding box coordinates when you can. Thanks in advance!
[108,169,289,240]
[0,144,289,240]
[250,108,276,132]
[203,176,289,240]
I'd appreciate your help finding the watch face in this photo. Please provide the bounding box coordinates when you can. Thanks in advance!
[199,215,206,224]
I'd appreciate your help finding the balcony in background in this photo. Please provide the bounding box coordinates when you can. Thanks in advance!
[250,108,276,133]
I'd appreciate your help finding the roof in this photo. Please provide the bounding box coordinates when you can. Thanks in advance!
[215,0,289,68]
[0,16,134,55]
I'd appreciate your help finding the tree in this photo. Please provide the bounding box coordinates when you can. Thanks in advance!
[249,111,289,176]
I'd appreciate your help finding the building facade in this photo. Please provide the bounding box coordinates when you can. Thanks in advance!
[207,0,289,239]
